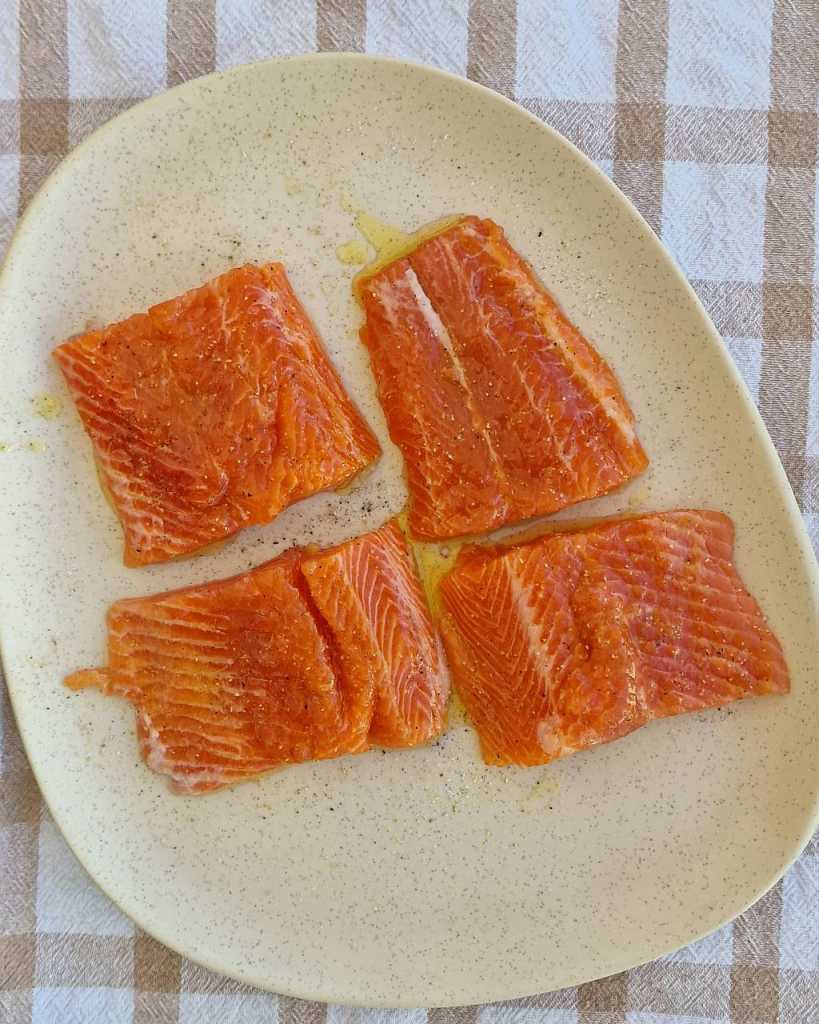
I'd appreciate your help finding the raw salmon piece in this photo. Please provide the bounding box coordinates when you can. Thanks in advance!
[360,217,647,540]
[439,511,789,766]
[67,550,374,793]
[66,521,446,792]
[302,521,449,747]
[54,264,380,566]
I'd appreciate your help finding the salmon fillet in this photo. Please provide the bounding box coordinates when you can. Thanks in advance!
[360,216,648,540]
[54,264,380,566]
[67,521,448,793]
[439,511,789,766]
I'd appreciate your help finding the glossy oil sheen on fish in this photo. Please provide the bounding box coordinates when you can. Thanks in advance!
[54,263,380,566]
[359,216,648,540]
[439,510,789,766]
[66,521,449,793]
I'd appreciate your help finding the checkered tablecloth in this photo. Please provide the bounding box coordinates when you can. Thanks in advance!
[1,1,818,1021]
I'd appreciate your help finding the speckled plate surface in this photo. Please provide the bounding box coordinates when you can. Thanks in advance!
[1,55,818,1007]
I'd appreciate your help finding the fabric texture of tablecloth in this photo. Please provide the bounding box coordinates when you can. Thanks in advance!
[1,1,818,1022]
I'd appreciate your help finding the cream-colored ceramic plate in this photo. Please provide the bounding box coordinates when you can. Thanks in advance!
[1,55,817,1007]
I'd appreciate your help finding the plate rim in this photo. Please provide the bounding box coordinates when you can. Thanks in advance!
[1,51,818,1007]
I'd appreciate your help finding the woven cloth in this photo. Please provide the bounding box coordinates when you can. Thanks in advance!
[1,1,817,1022]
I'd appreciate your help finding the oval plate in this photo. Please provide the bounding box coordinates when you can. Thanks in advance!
[1,55,817,1007]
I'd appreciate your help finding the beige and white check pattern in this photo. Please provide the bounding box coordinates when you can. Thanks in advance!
[1,1,817,1021]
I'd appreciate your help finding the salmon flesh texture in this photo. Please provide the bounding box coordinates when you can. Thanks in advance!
[54,263,380,566]
[359,216,648,540]
[439,510,789,766]
[67,521,449,793]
